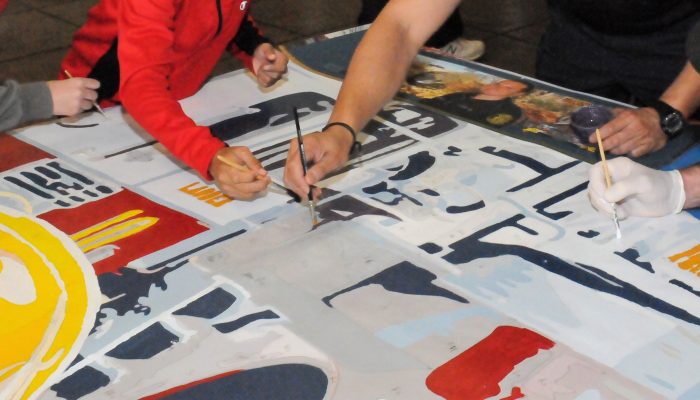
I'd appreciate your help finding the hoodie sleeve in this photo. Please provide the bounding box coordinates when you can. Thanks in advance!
[227,12,271,71]
[117,0,225,180]
[0,80,53,131]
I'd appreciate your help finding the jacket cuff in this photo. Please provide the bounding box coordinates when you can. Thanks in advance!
[19,81,54,123]
[195,136,227,181]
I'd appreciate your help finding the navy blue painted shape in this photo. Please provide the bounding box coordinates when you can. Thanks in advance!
[419,188,440,196]
[213,310,280,334]
[577,230,600,238]
[480,146,580,192]
[444,146,462,156]
[441,214,700,326]
[153,364,328,400]
[68,354,84,368]
[388,151,436,181]
[670,279,700,297]
[419,242,443,254]
[173,287,237,319]
[363,182,423,207]
[51,366,110,400]
[615,249,655,273]
[314,194,402,229]
[446,200,485,214]
[533,182,588,220]
[322,261,468,307]
[106,322,179,360]
[95,230,246,332]
[209,92,335,141]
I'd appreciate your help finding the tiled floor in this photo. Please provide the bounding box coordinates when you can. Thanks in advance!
[0,0,548,84]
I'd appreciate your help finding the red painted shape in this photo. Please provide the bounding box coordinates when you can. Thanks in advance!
[501,386,525,399]
[140,369,243,399]
[40,189,208,275]
[426,326,554,400]
[0,134,53,171]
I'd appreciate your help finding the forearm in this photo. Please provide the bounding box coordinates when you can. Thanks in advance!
[329,0,460,134]
[229,13,270,71]
[0,80,53,131]
[660,62,700,118]
[681,164,700,209]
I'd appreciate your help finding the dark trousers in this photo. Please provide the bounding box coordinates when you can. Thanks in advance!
[358,0,463,48]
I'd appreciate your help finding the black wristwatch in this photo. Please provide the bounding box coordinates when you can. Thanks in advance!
[647,99,685,139]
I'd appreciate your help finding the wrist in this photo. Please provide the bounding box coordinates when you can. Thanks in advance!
[669,169,686,213]
[680,165,700,209]
[322,122,361,155]
[646,99,685,139]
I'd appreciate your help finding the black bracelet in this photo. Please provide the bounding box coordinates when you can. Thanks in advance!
[322,122,362,155]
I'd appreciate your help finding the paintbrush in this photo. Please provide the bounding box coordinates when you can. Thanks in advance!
[293,107,318,226]
[595,128,622,239]
[215,154,291,194]
[63,70,109,120]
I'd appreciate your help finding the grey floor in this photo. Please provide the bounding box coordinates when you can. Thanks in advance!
[0,0,548,84]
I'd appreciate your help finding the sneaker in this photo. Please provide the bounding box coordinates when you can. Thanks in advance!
[438,38,485,61]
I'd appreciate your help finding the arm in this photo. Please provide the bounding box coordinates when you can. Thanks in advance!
[284,0,461,197]
[227,15,288,87]
[0,80,53,131]
[596,19,700,157]
[594,63,700,157]
[118,0,269,199]
[588,157,694,218]
[680,164,700,209]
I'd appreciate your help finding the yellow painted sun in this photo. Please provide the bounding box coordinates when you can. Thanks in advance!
[0,205,100,400]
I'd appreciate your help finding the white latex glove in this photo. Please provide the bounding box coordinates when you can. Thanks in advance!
[588,157,686,219]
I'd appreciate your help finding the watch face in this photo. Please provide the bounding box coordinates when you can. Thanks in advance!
[663,112,684,137]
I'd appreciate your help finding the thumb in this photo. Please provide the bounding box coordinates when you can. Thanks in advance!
[305,156,339,186]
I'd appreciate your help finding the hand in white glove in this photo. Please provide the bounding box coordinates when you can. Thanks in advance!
[588,157,686,219]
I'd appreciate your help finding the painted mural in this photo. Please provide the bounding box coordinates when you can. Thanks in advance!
[0,30,699,399]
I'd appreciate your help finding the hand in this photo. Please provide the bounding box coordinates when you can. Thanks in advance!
[283,126,354,200]
[588,157,685,219]
[46,78,100,116]
[252,43,288,87]
[590,107,667,157]
[209,146,270,200]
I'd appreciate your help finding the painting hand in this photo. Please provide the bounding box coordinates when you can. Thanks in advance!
[210,146,270,200]
[588,157,685,219]
[589,108,666,158]
[252,43,288,87]
[283,129,352,200]
[47,78,101,117]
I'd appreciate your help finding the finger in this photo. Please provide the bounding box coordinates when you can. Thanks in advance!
[234,148,265,174]
[233,178,270,194]
[605,156,634,181]
[587,181,615,216]
[305,156,340,186]
[608,135,641,156]
[80,99,93,111]
[604,178,641,204]
[219,185,254,201]
[283,140,310,199]
[84,78,101,89]
[84,89,98,102]
[588,162,608,200]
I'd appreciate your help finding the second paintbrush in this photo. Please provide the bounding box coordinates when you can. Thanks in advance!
[293,107,318,226]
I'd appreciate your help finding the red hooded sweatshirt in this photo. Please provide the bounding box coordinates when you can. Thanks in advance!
[60,0,268,179]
